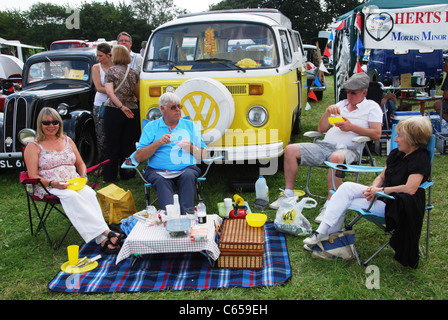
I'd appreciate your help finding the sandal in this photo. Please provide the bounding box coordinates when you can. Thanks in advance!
[107,231,125,246]
[100,240,121,254]
[100,231,123,254]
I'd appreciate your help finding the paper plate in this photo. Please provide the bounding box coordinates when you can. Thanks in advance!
[280,190,305,197]
[61,258,98,274]
[67,177,86,191]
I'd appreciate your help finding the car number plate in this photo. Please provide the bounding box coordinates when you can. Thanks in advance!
[0,159,25,169]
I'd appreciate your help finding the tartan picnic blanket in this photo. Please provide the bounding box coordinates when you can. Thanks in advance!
[48,222,291,293]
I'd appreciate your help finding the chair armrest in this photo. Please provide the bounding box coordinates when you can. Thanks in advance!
[419,180,434,190]
[352,136,371,144]
[304,131,324,138]
[121,151,140,169]
[324,161,384,173]
[375,191,395,200]
[202,156,224,165]
[87,159,110,173]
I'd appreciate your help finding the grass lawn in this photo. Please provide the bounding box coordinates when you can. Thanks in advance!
[1,75,447,302]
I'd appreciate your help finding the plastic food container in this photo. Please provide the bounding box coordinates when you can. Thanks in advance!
[246,213,267,228]
[166,218,191,237]
[328,116,345,125]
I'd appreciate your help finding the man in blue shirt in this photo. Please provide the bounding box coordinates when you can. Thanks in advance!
[135,92,207,214]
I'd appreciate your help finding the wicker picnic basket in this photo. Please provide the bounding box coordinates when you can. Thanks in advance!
[217,219,265,269]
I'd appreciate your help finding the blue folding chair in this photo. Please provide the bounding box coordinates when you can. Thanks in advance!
[122,118,222,208]
[122,151,222,208]
[325,124,435,266]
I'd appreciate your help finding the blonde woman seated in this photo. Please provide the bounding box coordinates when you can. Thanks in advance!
[23,107,123,253]
[303,116,433,267]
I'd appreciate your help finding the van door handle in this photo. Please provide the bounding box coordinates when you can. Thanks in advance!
[415,55,422,58]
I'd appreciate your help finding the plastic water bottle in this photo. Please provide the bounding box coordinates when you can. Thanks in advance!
[255,175,269,201]
[197,201,207,224]
[173,194,181,216]
[197,201,206,214]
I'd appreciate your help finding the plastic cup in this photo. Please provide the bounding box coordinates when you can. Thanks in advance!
[430,90,436,97]
[224,198,232,215]
[67,245,79,265]
[233,194,244,206]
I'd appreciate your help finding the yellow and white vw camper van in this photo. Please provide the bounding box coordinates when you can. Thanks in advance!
[140,9,307,164]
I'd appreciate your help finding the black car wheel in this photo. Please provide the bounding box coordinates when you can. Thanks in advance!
[77,126,97,168]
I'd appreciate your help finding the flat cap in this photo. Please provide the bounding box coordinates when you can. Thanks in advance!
[343,72,370,91]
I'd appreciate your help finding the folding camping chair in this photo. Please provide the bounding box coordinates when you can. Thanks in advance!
[303,132,375,198]
[325,125,435,266]
[303,81,383,198]
[121,151,222,209]
[20,159,110,250]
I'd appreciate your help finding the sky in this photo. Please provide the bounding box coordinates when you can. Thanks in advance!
[5,0,218,13]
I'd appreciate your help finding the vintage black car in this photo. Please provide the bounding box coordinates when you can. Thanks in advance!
[1,48,100,170]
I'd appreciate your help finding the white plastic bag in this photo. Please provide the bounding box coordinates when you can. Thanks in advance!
[274,197,317,236]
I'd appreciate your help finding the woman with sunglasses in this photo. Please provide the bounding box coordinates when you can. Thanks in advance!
[103,45,140,182]
[23,108,123,253]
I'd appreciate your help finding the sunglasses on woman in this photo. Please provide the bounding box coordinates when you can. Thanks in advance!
[42,120,60,126]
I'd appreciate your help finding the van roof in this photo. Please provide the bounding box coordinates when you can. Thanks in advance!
[170,9,292,29]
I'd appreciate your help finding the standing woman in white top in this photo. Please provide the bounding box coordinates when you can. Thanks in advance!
[92,43,113,161]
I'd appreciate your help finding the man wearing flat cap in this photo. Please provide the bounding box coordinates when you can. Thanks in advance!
[270,72,383,222]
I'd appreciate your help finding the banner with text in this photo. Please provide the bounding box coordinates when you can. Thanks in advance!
[363,4,448,50]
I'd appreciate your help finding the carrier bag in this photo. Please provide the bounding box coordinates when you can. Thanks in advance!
[274,196,316,236]
[97,183,137,224]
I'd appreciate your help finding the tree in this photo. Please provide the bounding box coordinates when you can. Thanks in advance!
[25,3,70,48]
[210,0,363,43]
[131,0,187,28]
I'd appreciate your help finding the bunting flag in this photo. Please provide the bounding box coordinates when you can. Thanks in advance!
[305,102,311,111]
[335,19,346,30]
[355,13,362,33]
[308,90,318,101]
[353,36,365,57]
[353,61,364,74]
[329,31,334,41]
[314,76,322,87]
[324,46,331,57]
[319,61,329,74]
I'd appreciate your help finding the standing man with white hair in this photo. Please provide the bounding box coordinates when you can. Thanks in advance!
[135,92,208,214]
[117,31,143,73]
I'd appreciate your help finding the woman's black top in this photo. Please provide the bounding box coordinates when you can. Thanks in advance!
[384,147,431,188]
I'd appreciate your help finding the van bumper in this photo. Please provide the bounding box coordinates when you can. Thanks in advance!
[207,142,284,163]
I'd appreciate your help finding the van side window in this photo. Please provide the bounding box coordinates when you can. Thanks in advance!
[279,30,292,65]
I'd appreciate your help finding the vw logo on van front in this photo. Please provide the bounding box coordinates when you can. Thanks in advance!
[181,91,220,133]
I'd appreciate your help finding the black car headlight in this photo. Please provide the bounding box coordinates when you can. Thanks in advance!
[18,128,37,145]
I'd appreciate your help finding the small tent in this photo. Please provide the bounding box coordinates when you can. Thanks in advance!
[332,0,448,100]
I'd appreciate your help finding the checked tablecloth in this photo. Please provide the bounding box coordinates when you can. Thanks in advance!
[116,214,222,264]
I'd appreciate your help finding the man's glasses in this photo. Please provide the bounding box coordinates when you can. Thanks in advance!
[169,104,183,110]
[118,39,131,43]
[42,120,60,126]
[346,90,362,95]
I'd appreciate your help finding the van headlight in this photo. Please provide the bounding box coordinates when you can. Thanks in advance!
[147,107,162,121]
[247,105,268,127]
